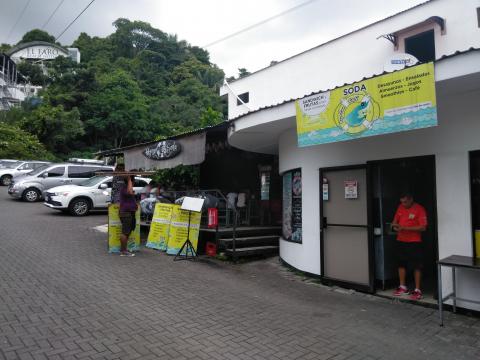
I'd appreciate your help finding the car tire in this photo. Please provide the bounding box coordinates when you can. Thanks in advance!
[0,175,12,186]
[69,197,91,216]
[22,188,41,202]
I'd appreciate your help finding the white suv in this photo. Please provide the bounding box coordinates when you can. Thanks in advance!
[44,175,151,216]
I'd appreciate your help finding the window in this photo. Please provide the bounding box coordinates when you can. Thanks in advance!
[405,30,435,63]
[32,163,46,169]
[477,7,480,28]
[68,166,111,178]
[18,163,33,170]
[237,92,249,106]
[46,167,65,177]
[282,169,302,243]
[134,179,148,188]
[68,166,97,179]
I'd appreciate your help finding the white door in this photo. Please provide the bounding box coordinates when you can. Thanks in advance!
[321,166,373,291]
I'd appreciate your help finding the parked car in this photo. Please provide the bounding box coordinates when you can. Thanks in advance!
[8,163,114,202]
[0,159,20,169]
[44,175,151,216]
[0,161,51,186]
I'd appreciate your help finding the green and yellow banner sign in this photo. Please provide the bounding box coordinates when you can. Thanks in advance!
[108,204,141,253]
[146,203,174,251]
[166,205,201,256]
[295,62,437,147]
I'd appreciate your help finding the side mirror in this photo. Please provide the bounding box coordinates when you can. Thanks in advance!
[41,173,48,178]
[99,183,108,190]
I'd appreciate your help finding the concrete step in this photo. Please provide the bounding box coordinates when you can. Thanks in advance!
[225,245,279,257]
[220,235,279,249]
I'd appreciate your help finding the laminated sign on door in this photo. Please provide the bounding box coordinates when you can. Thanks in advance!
[344,180,358,199]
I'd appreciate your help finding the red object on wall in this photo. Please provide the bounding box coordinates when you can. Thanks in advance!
[206,242,217,256]
[208,208,218,228]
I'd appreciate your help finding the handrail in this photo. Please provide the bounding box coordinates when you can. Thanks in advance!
[166,188,238,262]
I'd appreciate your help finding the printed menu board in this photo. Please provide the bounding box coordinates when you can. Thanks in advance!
[282,169,302,243]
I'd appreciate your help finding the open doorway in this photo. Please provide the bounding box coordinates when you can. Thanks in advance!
[469,151,480,258]
[370,156,438,304]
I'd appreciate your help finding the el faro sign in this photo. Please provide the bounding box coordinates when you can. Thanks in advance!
[12,45,69,60]
[143,140,182,160]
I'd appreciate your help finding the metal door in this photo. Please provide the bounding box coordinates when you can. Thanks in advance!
[321,166,373,292]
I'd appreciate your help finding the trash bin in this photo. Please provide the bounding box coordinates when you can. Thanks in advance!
[206,242,217,257]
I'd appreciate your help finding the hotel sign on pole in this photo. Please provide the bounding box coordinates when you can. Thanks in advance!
[295,62,437,147]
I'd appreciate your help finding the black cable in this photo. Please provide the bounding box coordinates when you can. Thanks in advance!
[203,0,319,48]
[55,0,96,41]
[42,0,66,30]
[5,0,32,43]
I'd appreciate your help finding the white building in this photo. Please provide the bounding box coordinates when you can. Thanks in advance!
[220,0,480,310]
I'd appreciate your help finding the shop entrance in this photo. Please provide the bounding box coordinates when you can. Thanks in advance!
[319,156,438,300]
[320,165,374,292]
[370,156,438,302]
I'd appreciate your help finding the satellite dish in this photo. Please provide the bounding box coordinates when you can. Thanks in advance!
[384,53,419,72]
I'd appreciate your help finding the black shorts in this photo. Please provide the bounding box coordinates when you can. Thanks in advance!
[119,211,136,235]
[396,241,423,270]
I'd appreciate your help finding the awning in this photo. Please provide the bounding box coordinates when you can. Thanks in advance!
[96,122,229,171]
[124,132,205,171]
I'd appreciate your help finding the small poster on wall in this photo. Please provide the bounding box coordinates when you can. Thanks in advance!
[344,180,358,199]
[283,169,302,243]
[322,178,329,201]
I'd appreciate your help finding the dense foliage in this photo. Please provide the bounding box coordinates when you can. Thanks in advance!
[152,165,200,190]
[0,20,226,159]
[0,123,54,160]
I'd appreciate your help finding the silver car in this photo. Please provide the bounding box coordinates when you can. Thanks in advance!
[8,163,114,202]
[0,161,50,186]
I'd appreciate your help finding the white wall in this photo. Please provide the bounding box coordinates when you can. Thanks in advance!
[278,87,480,310]
[222,0,480,120]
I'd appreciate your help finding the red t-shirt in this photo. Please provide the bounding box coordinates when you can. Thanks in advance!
[393,203,427,243]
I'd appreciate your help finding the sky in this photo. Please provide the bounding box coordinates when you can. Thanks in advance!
[0,0,427,77]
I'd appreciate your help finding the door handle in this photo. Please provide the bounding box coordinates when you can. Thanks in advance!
[322,217,328,229]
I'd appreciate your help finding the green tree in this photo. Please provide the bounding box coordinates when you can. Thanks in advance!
[22,105,85,154]
[238,68,250,78]
[200,107,223,127]
[18,29,56,44]
[0,43,12,53]
[0,122,53,160]
[85,70,151,148]
[17,61,47,86]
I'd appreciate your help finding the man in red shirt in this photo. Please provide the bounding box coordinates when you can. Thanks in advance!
[391,193,427,300]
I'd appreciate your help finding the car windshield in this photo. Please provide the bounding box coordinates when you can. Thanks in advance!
[28,164,50,176]
[80,175,108,187]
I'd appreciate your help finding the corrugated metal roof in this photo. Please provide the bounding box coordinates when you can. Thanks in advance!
[228,47,480,122]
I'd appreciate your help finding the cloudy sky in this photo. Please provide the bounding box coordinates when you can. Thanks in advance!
[0,0,425,77]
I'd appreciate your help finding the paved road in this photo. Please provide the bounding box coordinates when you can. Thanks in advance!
[0,191,479,360]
